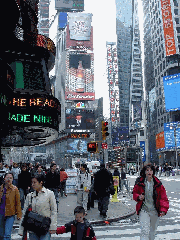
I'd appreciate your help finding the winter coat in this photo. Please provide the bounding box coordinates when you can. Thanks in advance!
[45,170,60,189]
[18,171,32,190]
[18,187,57,235]
[76,170,91,191]
[0,184,22,218]
[133,176,169,216]
[94,168,113,197]
[56,218,97,240]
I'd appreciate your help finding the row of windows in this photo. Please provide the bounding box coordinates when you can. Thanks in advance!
[158,114,170,128]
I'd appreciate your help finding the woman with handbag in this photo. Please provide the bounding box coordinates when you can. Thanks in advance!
[18,174,57,240]
[0,172,22,240]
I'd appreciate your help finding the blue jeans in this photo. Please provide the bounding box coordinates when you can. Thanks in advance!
[19,188,25,209]
[4,215,15,240]
[49,188,59,210]
[29,232,51,240]
[0,214,5,239]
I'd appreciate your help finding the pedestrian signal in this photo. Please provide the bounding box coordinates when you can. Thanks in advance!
[87,142,98,152]
[101,121,109,140]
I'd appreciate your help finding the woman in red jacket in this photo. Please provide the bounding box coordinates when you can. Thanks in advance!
[133,163,169,240]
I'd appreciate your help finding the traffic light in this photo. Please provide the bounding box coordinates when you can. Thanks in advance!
[87,142,98,153]
[101,121,109,140]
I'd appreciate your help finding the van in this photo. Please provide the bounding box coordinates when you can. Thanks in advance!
[86,161,100,175]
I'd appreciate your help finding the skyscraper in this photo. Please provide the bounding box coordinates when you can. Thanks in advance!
[142,0,180,164]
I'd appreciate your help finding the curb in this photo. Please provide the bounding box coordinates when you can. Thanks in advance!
[89,210,136,225]
[13,210,136,229]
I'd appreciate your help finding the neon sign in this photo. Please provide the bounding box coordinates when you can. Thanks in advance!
[8,113,52,124]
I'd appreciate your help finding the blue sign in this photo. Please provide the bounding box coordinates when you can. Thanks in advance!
[163,73,180,112]
[112,127,129,146]
[140,141,146,162]
[59,12,67,29]
[164,122,180,149]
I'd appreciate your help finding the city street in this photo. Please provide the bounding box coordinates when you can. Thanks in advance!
[11,173,180,239]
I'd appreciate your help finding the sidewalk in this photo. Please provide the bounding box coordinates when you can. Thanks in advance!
[13,192,136,228]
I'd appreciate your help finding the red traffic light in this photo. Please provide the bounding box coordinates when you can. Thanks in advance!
[104,121,108,126]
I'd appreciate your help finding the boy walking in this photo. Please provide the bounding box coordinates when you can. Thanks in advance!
[56,206,96,240]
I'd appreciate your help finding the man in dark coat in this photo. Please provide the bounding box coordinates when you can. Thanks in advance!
[45,163,60,211]
[94,163,113,217]
[18,164,32,209]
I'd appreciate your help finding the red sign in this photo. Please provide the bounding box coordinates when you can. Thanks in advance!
[65,92,95,101]
[161,0,177,56]
[156,131,165,149]
[102,143,108,149]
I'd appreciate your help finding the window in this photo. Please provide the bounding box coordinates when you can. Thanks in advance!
[159,87,161,95]
[174,9,178,15]
[177,27,180,33]
[167,114,169,122]
[175,18,179,24]
[164,116,166,123]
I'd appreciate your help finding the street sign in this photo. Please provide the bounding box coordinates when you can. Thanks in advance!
[102,143,108,149]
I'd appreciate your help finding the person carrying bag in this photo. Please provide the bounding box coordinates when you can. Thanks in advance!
[19,174,57,240]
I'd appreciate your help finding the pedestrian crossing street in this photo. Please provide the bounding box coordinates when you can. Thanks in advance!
[12,216,180,240]
[12,175,180,240]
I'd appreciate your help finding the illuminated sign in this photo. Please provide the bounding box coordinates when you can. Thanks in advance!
[76,102,85,108]
[65,92,95,101]
[70,133,89,138]
[140,141,146,162]
[161,0,178,56]
[67,139,88,153]
[8,113,53,124]
[87,142,97,152]
[66,108,95,131]
[102,143,108,149]
[163,73,180,111]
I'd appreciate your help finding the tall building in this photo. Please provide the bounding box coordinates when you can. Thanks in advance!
[116,0,133,130]
[129,0,143,146]
[142,0,180,165]
[38,0,50,37]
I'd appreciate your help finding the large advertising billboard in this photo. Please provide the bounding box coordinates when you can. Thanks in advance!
[164,122,180,149]
[163,73,180,112]
[68,13,92,41]
[112,127,129,146]
[66,25,93,51]
[160,0,178,56]
[149,87,156,121]
[67,139,88,153]
[140,141,146,162]
[66,108,95,131]
[55,0,84,12]
[66,52,95,101]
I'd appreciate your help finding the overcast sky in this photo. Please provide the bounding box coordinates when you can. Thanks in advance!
[84,0,117,118]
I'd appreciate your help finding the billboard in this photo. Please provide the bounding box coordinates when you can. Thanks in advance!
[66,108,95,131]
[59,12,67,29]
[66,52,95,101]
[161,0,178,56]
[66,25,93,50]
[164,122,180,149]
[68,13,92,41]
[163,73,180,111]
[67,139,88,153]
[156,132,165,150]
[55,0,84,12]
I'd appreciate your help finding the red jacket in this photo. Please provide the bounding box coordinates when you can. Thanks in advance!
[133,176,169,216]
[56,219,96,240]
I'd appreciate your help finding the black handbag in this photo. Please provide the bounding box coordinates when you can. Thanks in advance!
[106,182,115,195]
[22,195,51,236]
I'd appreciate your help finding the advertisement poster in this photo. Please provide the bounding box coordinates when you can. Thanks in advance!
[140,141,146,162]
[163,73,180,111]
[68,13,92,40]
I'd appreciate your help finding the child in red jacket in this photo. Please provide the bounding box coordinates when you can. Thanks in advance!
[56,206,96,240]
